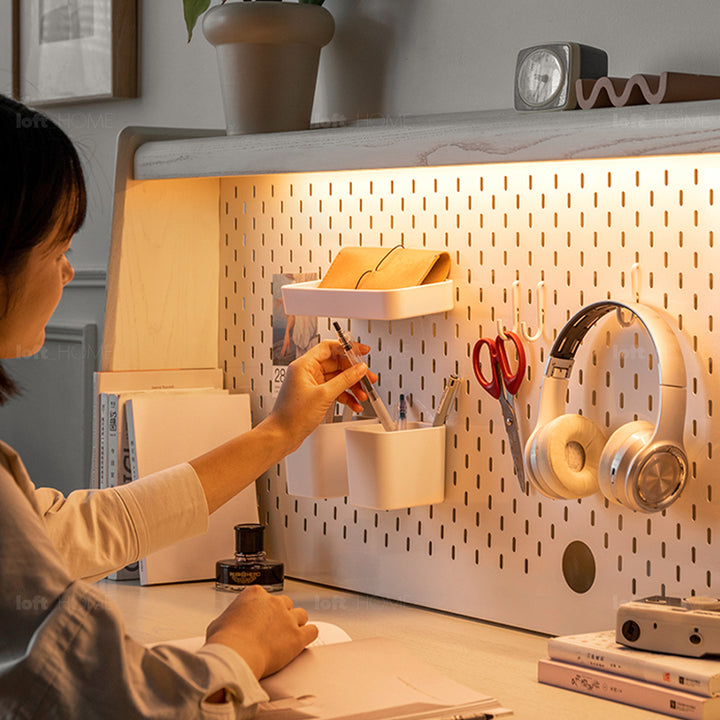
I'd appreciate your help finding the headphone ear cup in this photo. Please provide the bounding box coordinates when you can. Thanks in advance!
[525,425,566,499]
[597,420,653,507]
[598,420,688,512]
[527,414,607,499]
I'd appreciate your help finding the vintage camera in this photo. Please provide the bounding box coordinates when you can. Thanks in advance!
[617,595,720,657]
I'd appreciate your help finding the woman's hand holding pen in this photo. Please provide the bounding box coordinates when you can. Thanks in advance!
[267,339,376,453]
[190,340,375,514]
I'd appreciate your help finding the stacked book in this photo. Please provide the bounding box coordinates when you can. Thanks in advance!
[538,630,720,719]
[92,369,258,583]
[92,368,226,492]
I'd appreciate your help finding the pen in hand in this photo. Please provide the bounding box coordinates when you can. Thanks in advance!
[333,322,397,432]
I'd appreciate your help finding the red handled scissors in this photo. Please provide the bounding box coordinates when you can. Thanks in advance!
[472,331,527,492]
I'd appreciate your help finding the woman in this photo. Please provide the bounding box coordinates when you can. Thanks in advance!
[0,95,372,718]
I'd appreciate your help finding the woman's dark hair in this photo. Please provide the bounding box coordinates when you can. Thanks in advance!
[0,95,87,404]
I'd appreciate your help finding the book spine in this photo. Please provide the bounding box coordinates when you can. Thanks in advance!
[548,637,717,696]
[125,400,139,482]
[119,403,134,486]
[106,394,119,488]
[91,373,100,489]
[99,394,108,490]
[108,401,139,581]
[538,659,716,720]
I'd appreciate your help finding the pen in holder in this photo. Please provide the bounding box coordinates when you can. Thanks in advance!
[285,419,379,498]
[333,322,397,432]
[345,422,446,510]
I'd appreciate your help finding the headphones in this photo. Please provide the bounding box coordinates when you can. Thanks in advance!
[524,300,688,513]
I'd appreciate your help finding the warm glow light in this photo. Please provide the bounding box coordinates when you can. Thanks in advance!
[217,150,720,632]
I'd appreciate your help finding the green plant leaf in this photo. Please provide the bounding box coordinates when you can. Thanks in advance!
[299,0,326,5]
[184,0,211,43]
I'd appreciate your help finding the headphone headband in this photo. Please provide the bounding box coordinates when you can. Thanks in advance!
[538,300,686,445]
[546,301,686,387]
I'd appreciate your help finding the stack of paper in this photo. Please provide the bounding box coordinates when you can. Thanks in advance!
[151,624,513,719]
[92,370,258,583]
[93,369,225,490]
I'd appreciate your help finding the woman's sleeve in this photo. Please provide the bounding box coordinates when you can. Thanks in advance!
[35,462,210,583]
[0,466,268,719]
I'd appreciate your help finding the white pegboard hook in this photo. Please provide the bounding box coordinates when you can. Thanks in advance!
[520,280,545,343]
[631,261,641,302]
[496,318,509,340]
[496,281,521,340]
[616,262,642,327]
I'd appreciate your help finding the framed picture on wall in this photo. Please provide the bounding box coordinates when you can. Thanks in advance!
[12,0,137,106]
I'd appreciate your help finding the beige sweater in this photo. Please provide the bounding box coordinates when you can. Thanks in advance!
[0,440,268,719]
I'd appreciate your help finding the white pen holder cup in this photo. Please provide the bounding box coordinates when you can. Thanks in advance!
[285,419,379,498]
[345,422,446,510]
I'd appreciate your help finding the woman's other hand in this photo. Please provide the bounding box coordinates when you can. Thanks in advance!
[205,586,318,679]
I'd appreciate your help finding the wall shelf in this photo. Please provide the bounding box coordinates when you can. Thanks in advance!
[281,279,454,320]
[134,100,720,181]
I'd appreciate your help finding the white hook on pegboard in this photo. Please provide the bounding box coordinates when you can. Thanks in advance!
[496,280,522,339]
[496,318,509,340]
[631,261,641,302]
[617,261,641,327]
[520,280,545,343]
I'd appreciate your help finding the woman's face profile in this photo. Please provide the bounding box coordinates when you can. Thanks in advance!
[0,229,75,359]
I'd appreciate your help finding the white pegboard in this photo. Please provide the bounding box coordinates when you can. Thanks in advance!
[219,154,720,635]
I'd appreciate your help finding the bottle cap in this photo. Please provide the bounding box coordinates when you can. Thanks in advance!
[234,523,266,555]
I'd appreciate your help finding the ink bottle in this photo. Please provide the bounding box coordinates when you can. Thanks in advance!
[215,523,284,592]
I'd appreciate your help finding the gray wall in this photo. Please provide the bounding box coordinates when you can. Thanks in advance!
[1,0,719,490]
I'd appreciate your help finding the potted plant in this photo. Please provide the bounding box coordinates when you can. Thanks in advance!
[184,0,334,135]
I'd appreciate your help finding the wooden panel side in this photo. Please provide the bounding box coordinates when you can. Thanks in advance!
[103,176,220,371]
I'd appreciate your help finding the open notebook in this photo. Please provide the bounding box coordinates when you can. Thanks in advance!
[148,622,512,719]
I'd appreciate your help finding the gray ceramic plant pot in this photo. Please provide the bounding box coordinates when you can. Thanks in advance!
[202,2,335,135]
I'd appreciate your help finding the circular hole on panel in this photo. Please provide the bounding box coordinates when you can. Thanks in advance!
[561,540,596,594]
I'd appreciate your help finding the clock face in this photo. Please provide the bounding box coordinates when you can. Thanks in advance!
[516,48,566,107]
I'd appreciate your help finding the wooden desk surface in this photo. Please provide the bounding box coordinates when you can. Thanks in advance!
[98,578,666,719]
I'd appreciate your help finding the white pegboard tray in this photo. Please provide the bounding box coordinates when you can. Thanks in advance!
[281,279,454,320]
